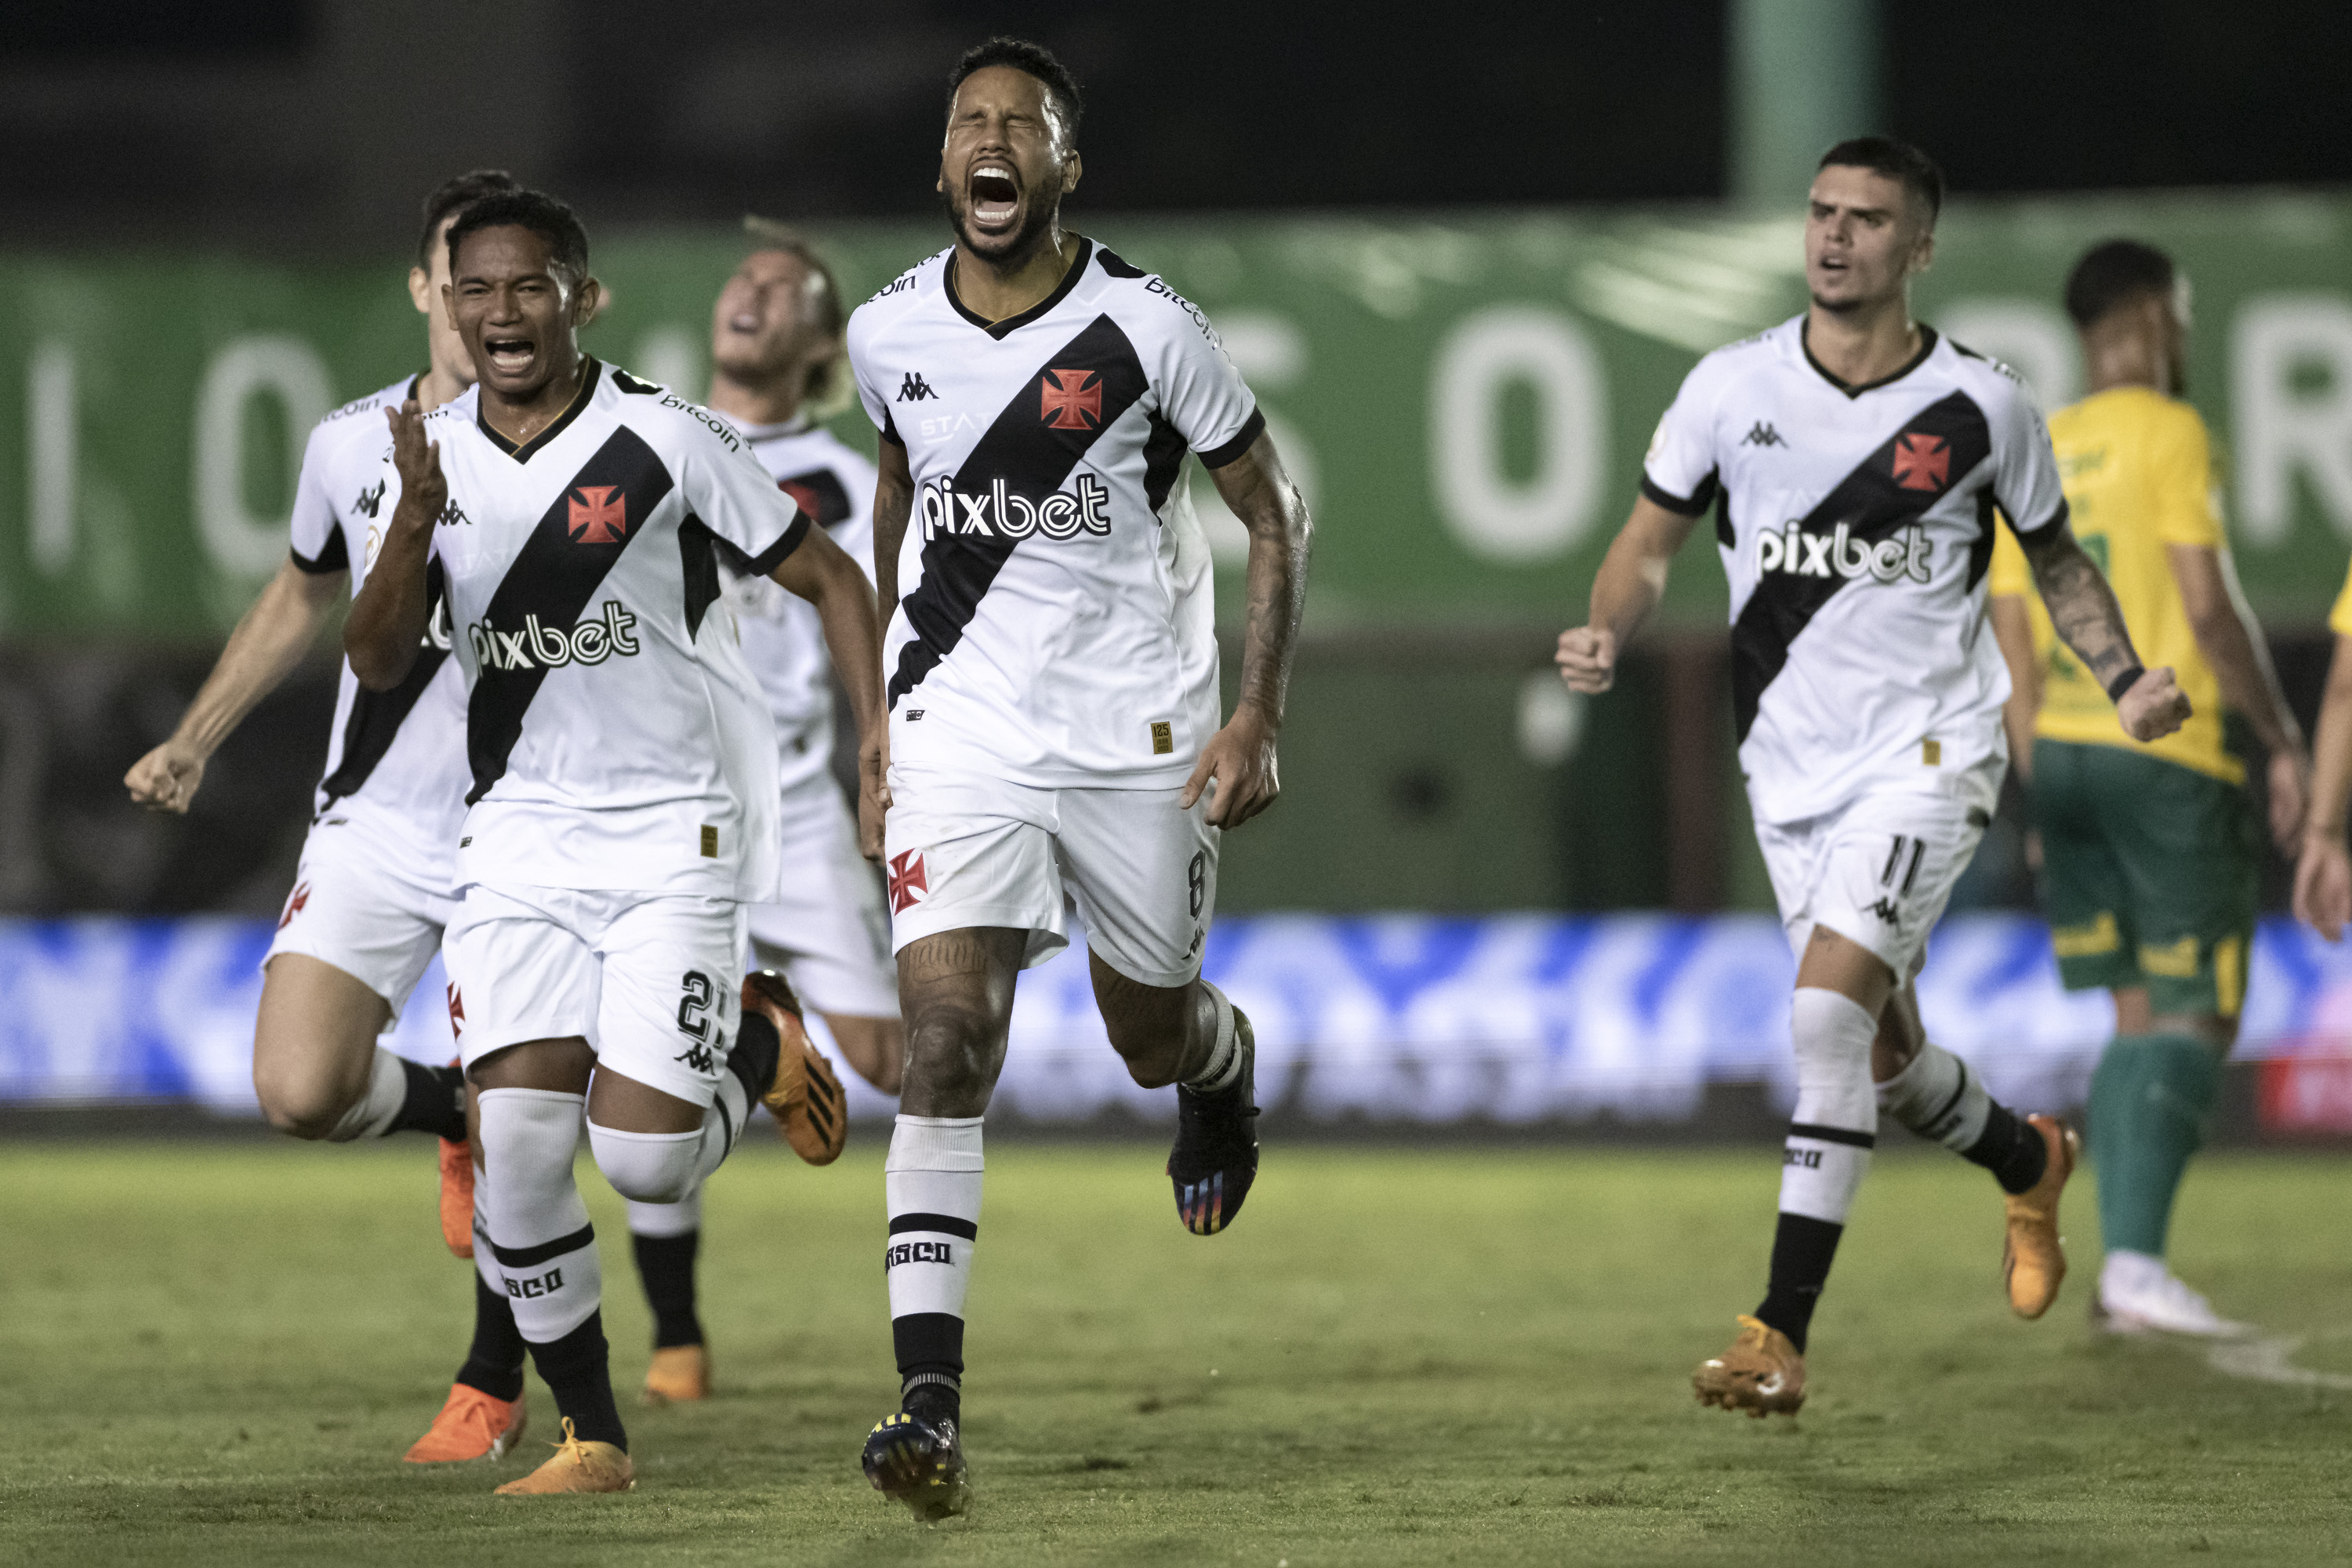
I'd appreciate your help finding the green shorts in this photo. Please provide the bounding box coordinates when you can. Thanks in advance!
[2031,738,2259,1017]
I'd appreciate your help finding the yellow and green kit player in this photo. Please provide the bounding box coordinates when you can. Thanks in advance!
[1989,239,2307,1337]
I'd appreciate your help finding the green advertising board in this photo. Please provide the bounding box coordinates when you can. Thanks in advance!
[2,191,2348,643]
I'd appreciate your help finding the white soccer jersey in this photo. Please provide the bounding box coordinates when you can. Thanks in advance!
[720,418,879,795]
[1642,317,2067,825]
[423,360,810,901]
[848,238,1264,789]
[288,376,472,876]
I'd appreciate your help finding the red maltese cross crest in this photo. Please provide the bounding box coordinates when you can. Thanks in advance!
[1040,368,1103,430]
[568,485,628,544]
[887,849,929,914]
[1892,433,1951,492]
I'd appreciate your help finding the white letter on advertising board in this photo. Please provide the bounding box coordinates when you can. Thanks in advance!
[192,336,335,577]
[1431,307,1606,562]
[2233,295,2352,545]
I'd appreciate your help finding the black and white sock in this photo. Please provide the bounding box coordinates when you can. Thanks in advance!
[1181,982,1242,1094]
[479,1086,622,1449]
[1877,1041,2047,1194]
[325,1050,466,1142]
[586,1023,770,1203]
[454,1272,528,1402]
[456,1159,526,1399]
[1757,988,1878,1352]
[626,1186,704,1351]
[885,1115,983,1418]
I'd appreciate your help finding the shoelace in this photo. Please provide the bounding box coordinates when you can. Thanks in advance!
[546,1416,593,1471]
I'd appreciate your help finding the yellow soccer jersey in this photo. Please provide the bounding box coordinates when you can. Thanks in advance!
[1987,385,2237,782]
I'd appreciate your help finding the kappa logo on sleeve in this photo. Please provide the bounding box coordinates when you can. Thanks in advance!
[277,881,310,931]
[446,983,465,1036]
[1040,368,1103,430]
[887,849,929,914]
[567,485,629,544]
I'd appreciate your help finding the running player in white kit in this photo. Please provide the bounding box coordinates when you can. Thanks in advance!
[1559,138,2190,1417]
[346,188,883,1494]
[621,230,902,1407]
[127,171,555,1466]
[849,39,1312,1519]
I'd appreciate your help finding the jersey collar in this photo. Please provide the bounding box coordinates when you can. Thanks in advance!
[945,236,1094,341]
[477,358,601,463]
[1800,321,1940,399]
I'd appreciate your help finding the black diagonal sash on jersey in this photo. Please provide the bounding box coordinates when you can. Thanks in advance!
[887,314,1149,708]
[321,557,451,806]
[466,426,673,803]
[1730,390,1992,743]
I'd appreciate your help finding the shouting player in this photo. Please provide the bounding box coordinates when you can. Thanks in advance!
[1990,240,2302,1337]
[1558,138,2190,1417]
[848,38,1311,1517]
[128,171,554,1464]
[346,187,882,1494]
[622,228,899,1406]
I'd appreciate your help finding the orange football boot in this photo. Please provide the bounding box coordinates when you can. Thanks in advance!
[403,1384,527,1463]
[495,1417,634,1495]
[2003,1114,2080,1319]
[1692,1316,1807,1417]
[746,970,848,1164]
[437,1137,475,1259]
[642,1345,711,1406]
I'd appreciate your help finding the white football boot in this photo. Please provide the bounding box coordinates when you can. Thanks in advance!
[2092,1250,2249,1338]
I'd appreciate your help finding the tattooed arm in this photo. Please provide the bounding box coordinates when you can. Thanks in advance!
[1190,430,1312,829]
[2015,521,2191,743]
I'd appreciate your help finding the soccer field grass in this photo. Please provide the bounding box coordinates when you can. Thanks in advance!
[5,1141,2351,1566]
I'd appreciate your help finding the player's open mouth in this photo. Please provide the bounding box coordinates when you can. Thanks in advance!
[485,337,535,375]
[969,165,1020,228]
[728,311,761,334]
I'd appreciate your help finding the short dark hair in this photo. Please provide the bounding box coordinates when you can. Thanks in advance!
[446,188,590,285]
[2064,239,2176,328]
[946,36,1083,142]
[1817,136,1944,223]
[416,169,519,269]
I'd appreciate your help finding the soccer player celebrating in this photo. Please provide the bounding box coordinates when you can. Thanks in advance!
[1558,138,2190,1417]
[1990,241,2302,1337]
[622,228,897,1407]
[346,188,884,1494]
[847,38,1310,1516]
[127,171,554,1462]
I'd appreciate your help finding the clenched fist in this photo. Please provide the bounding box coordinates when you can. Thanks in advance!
[2116,666,2191,743]
[1555,626,1619,695]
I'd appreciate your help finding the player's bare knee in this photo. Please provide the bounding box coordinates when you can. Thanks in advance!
[902,1007,1002,1112]
[252,1065,346,1140]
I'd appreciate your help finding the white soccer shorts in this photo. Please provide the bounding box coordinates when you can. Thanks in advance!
[441,882,748,1108]
[883,767,1218,989]
[1755,758,2002,982]
[263,817,456,1014]
[746,771,898,1018]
